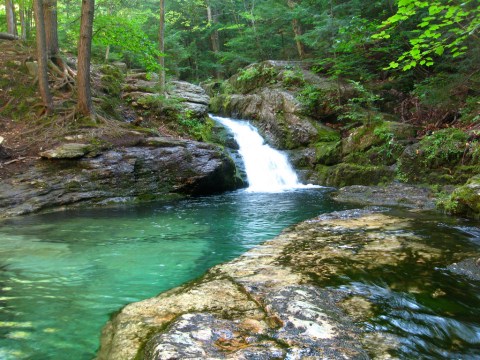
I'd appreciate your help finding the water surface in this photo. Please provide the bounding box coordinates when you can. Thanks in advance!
[0,188,342,359]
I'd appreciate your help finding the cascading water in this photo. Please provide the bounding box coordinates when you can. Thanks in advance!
[211,115,316,192]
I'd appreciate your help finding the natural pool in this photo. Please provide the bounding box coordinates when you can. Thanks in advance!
[0,188,345,359]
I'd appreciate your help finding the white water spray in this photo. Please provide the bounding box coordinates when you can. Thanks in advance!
[211,115,317,193]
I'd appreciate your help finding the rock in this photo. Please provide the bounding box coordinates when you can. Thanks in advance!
[439,175,480,218]
[315,163,395,187]
[169,81,210,105]
[96,210,380,360]
[25,61,38,77]
[39,143,92,159]
[332,183,436,210]
[97,208,473,360]
[112,62,127,73]
[0,136,11,160]
[447,258,480,281]
[143,136,187,147]
[1,141,241,218]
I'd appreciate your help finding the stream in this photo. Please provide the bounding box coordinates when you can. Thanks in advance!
[0,116,479,359]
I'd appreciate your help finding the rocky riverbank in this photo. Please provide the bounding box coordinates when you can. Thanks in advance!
[96,208,480,359]
[0,137,242,218]
[205,61,480,219]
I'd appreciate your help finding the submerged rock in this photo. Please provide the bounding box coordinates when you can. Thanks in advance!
[0,140,241,218]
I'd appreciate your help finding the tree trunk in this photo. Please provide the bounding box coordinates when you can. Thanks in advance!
[19,3,26,40]
[77,0,95,117]
[158,0,166,94]
[43,0,59,59]
[287,0,305,59]
[6,0,18,36]
[33,0,53,113]
[207,1,222,79]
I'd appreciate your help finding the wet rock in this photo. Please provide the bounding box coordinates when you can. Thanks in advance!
[39,143,92,159]
[332,183,436,210]
[447,258,480,281]
[0,141,240,218]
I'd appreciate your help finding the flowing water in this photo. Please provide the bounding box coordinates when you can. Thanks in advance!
[211,115,316,192]
[0,117,479,359]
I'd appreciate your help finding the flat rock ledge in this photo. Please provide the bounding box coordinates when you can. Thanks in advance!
[98,209,479,359]
[332,183,436,210]
[0,139,240,218]
[98,209,426,360]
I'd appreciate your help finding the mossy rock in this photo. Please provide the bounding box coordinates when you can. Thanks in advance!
[438,175,480,219]
[228,62,278,94]
[342,121,415,156]
[398,129,471,184]
[315,163,395,187]
[315,141,341,165]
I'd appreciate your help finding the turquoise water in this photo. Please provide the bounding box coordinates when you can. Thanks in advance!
[0,188,343,359]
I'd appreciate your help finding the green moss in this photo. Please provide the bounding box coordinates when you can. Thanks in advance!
[398,129,471,185]
[315,163,395,187]
[231,63,278,93]
[315,125,341,142]
[315,141,341,165]
[437,178,480,219]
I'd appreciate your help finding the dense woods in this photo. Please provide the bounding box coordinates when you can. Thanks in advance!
[0,0,478,128]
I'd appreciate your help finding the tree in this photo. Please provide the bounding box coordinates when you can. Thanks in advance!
[159,0,166,92]
[287,0,306,59]
[33,0,53,113]
[373,0,480,70]
[43,0,59,60]
[77,0,95,117]
[5,0,18,36]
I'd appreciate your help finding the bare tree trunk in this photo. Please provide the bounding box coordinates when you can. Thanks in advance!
[207,1,222,79]
[6,0,18,36]
[77,0,95,117]
[19,2,26,40]
[33,0,53,114]
[158,0,166,93]
[43,0,59,59]
[287,0,305,59]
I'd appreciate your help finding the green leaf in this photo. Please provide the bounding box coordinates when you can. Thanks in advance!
[435,46,444,55]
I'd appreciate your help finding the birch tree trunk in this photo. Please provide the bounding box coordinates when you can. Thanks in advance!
[33,0,53,113]
[77,0,95,117]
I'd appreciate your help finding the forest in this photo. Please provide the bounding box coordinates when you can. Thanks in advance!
[0,0,478,125]
[1,2,480,360]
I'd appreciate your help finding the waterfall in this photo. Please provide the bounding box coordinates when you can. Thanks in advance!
[211,115,316,193]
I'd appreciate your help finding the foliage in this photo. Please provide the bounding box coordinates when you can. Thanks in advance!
[338,81,383,126]
[420,128,468,165]
[373,0,480,70]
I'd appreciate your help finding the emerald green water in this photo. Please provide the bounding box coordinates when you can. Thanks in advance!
[0,189,344,359]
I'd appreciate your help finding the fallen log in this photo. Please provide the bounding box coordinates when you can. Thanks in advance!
[0,32,19,40]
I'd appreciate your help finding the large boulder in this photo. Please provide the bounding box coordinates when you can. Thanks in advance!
[208,61,343,150]
[0,140,241,218]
